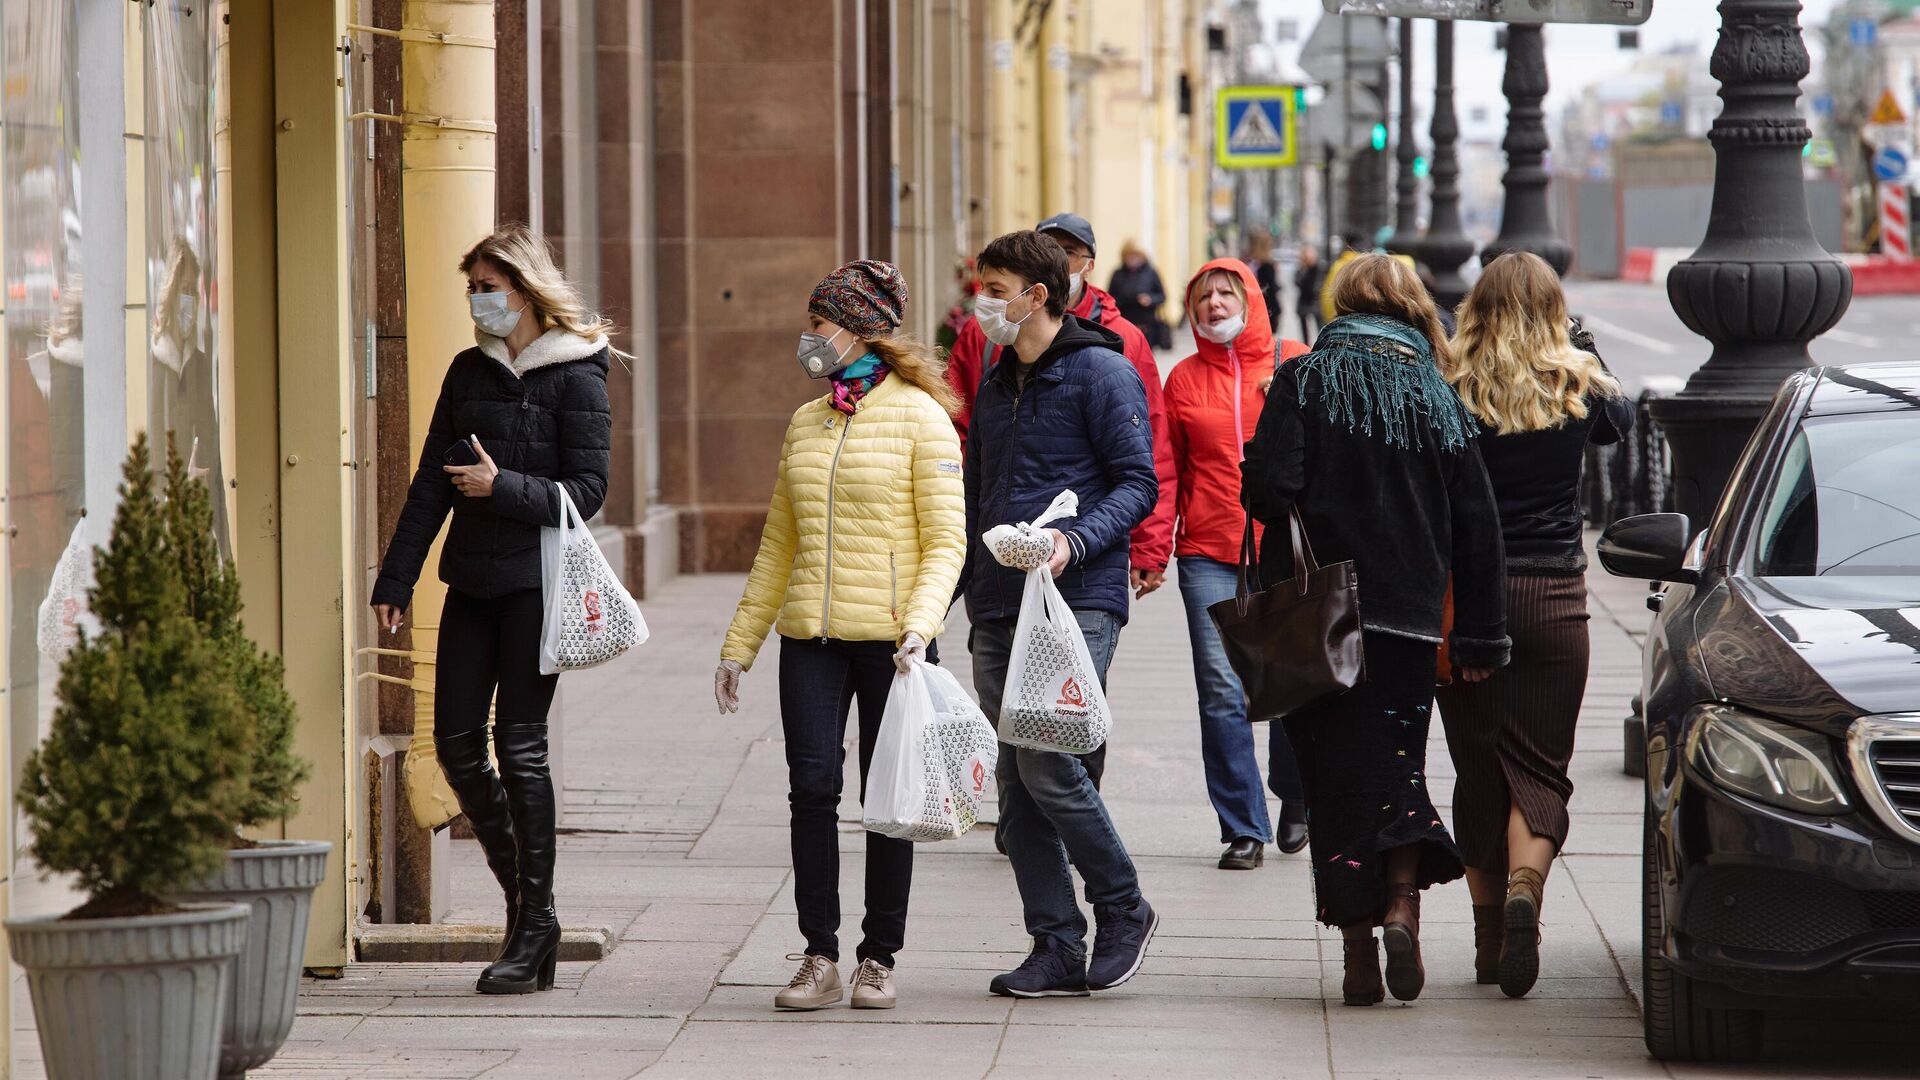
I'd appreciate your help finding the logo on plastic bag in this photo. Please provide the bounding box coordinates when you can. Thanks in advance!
[582,589,603,634]
[1056,676,1088,714]
[972,759,987,795]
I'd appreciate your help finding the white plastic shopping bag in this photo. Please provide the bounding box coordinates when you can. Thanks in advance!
[990,490,1112,754]
[863,660,999,843]
[37,518,98,661]
[539,481,648,674]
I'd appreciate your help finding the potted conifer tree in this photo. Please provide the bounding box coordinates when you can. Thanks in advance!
[161,441,326,1080]
[7,435,254,1080]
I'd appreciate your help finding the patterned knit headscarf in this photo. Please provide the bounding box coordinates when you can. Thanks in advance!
[809,260,907,339]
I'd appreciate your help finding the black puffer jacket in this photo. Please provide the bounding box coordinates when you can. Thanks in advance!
[372,330,612,609]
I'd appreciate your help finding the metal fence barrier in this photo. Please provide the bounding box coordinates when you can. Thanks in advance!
[1582,383,1677,527]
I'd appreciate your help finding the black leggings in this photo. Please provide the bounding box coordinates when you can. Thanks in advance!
[434,588,558,737]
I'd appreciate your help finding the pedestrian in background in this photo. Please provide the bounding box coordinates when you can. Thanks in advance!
[948,212,1177,790]
[1241,253,1509,1007]
[1163,258,1311,871]
[1243,233,1282,334]
[1437,251,1632,1000]
[1294,245,1325,345]
[372,224,613,995]
[713,260,967,1012]
[963,230,1161,999]
[1109,241,1170,350]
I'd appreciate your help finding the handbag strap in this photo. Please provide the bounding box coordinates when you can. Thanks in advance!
[1287,505,1323,584]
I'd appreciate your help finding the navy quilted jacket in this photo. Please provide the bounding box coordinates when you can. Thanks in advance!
[372,330,612,609]
[963,315,1158,625]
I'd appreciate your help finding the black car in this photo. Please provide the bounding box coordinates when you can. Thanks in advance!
[1600,362,1920,1062]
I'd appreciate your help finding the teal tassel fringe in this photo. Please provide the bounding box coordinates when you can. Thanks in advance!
[1295,314,1473,454]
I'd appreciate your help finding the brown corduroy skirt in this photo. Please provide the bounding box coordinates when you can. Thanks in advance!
[1435,572,1591,873]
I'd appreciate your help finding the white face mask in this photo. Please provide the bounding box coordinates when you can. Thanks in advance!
[975,285,1036,347]
[1196,313,1246,344]
[470,291,523,338]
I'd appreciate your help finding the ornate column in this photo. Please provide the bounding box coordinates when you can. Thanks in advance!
[1389,17,1421,254]
[1650,0,1850,524]
[1480,23,1569,273]
[1416,20,1473,308]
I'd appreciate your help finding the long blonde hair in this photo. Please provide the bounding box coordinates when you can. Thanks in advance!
[1328,254,1456,371]
[459,224,615,340]
[870,336,960,417]
[1449,252,1620,434]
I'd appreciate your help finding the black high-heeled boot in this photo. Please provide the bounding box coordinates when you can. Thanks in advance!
[434,728,521,955]
[478,725,561,994]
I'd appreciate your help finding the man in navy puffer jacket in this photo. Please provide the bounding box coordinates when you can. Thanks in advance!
[964,230,1160,1001]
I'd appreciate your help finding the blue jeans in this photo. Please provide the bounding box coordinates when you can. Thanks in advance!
[1177,556,1305,843]
[973,609,1141,958]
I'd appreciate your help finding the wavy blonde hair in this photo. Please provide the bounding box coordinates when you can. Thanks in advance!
[459,224,615,340]
[1328,253,1456,371]
[1449,252,1620,434]
[869,336,960,417]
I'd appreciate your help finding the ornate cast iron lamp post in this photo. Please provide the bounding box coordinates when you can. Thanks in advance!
[1652,0,1850,525]
[1416,19,1474,308]
[1480,23,1570,274]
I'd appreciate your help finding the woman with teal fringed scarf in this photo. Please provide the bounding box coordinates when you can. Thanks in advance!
[1241,254,1511,1008]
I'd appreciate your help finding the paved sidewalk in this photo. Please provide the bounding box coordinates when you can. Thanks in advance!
[28,543,1908,1078]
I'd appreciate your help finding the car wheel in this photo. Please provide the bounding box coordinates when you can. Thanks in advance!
[1642,793,1763,1061]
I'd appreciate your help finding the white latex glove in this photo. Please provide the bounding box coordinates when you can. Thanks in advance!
[714,660,744,714]
[893,633,927,673]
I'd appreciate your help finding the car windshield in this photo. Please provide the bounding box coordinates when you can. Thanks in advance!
[1752,411,1920,577]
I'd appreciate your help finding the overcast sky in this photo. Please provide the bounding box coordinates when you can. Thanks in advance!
[1256,0,1850,138]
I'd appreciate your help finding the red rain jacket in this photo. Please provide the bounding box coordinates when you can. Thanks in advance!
[947,282,1176,572]
[1163,258,1309,566]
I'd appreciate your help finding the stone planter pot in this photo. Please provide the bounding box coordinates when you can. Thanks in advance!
[8,901,250,1080]
[173,840,331,1080]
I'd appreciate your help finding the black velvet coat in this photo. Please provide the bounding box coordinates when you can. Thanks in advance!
[1241,320,1510,670]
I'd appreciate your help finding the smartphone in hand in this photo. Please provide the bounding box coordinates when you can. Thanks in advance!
[444,434,482,468]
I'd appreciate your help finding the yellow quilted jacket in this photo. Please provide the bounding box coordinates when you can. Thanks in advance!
[722,375,966,669]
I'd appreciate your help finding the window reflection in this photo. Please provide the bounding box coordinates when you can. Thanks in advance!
[144,1,223,546]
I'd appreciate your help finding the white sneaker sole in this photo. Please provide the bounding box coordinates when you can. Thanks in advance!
[1088,908,1160,991]
[991,985,1090,999]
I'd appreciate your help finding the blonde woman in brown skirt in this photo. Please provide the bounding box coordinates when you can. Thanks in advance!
[1437,252,1634,998]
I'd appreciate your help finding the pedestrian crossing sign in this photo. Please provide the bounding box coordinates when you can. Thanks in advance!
[1216,86,1299,169]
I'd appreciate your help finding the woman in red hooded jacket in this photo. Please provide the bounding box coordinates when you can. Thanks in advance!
[1164,259,1311,870]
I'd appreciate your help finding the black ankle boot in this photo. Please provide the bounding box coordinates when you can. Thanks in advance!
[1276,801,1309,855]
[478,725,561,994]
[434,728,521,956]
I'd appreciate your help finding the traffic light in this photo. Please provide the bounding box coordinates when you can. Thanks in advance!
[1413,156,1430,178]
[1371,123,1388,151]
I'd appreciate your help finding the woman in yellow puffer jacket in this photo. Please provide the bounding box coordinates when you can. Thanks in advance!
[712,260,966,1012]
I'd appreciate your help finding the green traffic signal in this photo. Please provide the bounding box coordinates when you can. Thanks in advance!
[1413,156,1430,178]
[1371,123,1388,151]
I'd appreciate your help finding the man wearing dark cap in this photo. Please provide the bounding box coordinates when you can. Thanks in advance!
[946,214,1178,788]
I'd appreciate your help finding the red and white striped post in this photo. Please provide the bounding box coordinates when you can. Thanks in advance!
[1881,181,1912,261]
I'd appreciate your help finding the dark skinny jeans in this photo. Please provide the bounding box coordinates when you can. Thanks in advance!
[779,635,915,968]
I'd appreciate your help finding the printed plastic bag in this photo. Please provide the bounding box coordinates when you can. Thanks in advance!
[992,491,1112,754]
[863,660,999,843]
[37,518,98,661]
[539,482,648,673]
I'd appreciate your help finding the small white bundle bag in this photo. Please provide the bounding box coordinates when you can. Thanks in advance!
[539,481,648,673]
[863,660,999,843]
[36,518,99,661]
[987,490,1112,755]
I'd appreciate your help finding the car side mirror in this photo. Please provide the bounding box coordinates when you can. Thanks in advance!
[1598,513,1697,583]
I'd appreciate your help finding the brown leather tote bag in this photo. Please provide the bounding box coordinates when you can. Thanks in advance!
[1207,506,1365,722]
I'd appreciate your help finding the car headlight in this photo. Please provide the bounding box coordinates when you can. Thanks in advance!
[1684,704,1851,815]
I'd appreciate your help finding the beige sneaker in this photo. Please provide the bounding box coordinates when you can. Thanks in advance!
[774,953,842,1011]
[850,958,896,1009]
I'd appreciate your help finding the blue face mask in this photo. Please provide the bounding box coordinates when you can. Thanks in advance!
[470,291,523,338]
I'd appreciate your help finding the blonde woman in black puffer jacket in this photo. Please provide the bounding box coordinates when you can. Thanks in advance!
[372,224,611,996]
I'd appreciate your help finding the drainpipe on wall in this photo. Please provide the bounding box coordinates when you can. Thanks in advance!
[396,0,496,850]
